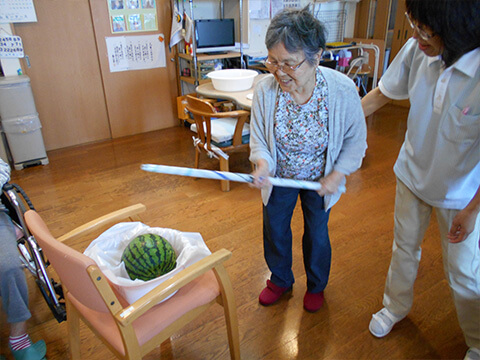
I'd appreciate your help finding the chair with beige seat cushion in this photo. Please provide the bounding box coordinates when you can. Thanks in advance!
[186,94,250,192]
[24,204,240,360]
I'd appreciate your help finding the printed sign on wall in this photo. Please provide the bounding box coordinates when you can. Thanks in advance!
[105,34,166,72]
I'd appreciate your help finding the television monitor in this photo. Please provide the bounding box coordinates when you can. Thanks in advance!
[195,18,235,54]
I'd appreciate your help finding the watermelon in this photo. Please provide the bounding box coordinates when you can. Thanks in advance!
[121,233,177,281]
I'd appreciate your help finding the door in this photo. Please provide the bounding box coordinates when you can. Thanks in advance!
[14,0,111,151]
[89,0,178,138]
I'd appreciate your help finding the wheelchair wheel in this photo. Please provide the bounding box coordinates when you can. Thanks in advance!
[18,235,66,323]
[2,183,67,323]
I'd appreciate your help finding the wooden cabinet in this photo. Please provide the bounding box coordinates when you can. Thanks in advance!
[353,0,392,77]
[14,1,111,151]
[13,0,178,150]
[389,0,413,63]
[353,0,416,70]
[353,0,411,107]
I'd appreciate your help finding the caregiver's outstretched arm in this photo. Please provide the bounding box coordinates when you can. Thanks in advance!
[361,87,391,117]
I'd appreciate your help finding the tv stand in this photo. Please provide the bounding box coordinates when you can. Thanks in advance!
[177,52,242,87]
[203,51,228,56]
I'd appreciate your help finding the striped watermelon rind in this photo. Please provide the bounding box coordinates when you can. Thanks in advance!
[121,233,177,281]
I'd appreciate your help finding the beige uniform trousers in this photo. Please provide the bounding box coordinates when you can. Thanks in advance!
[383,178,480,348]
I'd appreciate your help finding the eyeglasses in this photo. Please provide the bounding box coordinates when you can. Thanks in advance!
[404,12,435,41]
[264,57,307,73]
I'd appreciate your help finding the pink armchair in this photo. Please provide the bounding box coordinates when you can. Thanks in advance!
[24,204,240,360]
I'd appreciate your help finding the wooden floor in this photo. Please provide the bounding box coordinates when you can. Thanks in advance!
[0,104,467,359]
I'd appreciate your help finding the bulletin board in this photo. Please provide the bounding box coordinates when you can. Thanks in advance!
[108,0,158,34]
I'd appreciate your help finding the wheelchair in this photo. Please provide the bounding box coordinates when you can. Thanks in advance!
[1,183,66,323]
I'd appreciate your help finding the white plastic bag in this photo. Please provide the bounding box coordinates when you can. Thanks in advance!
[84,222,211,304]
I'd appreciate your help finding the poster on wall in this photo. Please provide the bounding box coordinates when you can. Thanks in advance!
[0,0,37,23]
[107,0,158,34]
[105,34,166,72]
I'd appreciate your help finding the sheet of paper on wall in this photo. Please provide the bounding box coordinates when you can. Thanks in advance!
[282,0,303,8]
[271,0,305,18]
[270,0,284,18]
[0,35,24,58]
[105,34,166,72]
[249,0,270,20]
[0,0,37,23]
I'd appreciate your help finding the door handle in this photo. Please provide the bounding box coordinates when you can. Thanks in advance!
[24,55,31,68]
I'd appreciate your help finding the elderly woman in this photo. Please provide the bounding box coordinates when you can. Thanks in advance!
[249,7,367,313]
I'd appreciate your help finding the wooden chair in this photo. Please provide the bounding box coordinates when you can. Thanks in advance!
[186,94,251,191]
[24,204,240,360]
[346,55,371,97]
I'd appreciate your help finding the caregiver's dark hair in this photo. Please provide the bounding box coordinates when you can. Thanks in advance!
[406,0,480,67]
[265,6,326,66]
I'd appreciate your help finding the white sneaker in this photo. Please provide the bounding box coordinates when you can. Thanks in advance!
[369,307,405,338]
[465,348,480,360]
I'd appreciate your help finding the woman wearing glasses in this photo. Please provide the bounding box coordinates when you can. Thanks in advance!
[249,7,367,313]
[362,1,480,359]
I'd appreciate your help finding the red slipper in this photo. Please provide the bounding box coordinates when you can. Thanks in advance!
[303,291,324,312]
[259,280,292,306]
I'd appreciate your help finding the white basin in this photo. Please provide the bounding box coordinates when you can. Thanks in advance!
[207,69,258,92]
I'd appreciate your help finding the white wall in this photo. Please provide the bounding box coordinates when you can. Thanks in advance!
[179,0,243,46]
[180,0,221,19]
[175,0,358,58]
[245,0,358,57]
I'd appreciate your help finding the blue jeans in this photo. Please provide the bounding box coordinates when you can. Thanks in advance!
[263,186,331,293]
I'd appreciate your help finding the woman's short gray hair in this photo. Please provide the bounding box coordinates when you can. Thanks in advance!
[265,6,327,66]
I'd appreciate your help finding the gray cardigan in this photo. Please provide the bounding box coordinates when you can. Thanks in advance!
[249,66,367,209]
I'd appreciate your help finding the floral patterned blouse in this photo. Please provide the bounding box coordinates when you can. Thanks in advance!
[274,67,329,181]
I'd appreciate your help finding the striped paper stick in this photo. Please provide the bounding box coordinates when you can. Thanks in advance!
[141,164,346,193]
